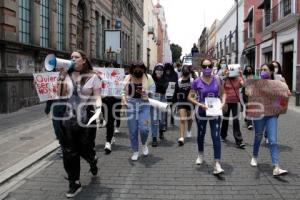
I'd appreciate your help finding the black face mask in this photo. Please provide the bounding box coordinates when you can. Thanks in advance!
[133,71,143,78]
[182,71,190,77]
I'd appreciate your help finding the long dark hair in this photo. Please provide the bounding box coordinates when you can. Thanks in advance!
[129,61,148,79]
[71,50,94,85]
[270,61,283,75]
[260,63,274,79]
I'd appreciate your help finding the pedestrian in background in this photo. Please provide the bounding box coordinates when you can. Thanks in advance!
[58,50,101,198]
[188,58,226,175]
[174,62,182,78]
[164,62,178,128]
[151,63,168,147]
[175,65,194,146]
[122,62,155,161]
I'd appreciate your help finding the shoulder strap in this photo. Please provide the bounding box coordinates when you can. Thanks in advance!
[229,78,240,102]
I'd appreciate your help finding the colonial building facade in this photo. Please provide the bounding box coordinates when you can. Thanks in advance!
[0,0,144,113]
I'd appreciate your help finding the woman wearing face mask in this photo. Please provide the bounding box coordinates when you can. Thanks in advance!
[220,65,246,149]
[217,58,227,79]
[175,65,194,146]
[57,50,102,198]
[122,62,155,161]
[188,58,226,175]
[151,63,168,147]
[247,63,289,176]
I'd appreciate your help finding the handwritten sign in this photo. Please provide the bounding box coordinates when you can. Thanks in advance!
[33,72,59,102]
[94,67,125,97]
[245,79,290,118]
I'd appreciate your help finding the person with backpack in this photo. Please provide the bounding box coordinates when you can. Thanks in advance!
[57,50,102,198]
[175,65,194,146]
[188,58,226,175]
[121,62,155,161]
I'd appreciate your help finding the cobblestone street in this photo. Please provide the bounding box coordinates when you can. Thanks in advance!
[3,109,300,200]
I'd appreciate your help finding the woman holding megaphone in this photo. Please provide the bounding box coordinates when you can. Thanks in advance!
[56,50,102,198]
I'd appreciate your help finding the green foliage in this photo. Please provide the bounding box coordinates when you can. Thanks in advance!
[170,43,182,63]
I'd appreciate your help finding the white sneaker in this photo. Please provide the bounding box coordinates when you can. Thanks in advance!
[250,157,258,167]
[142,145,149,156]
[186,131,192,138]
[178,137,184,146]
[213,161,224,175]
[195,154,204,165]
[104,142,111,154]
[273,166,288,176]
[114,128,120,134]
[131,152,139,161]
[265,138,269,144]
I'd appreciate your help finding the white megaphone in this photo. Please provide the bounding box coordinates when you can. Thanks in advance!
[44,54,75,72]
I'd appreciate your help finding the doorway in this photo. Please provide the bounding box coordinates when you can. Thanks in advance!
[282,42,294,90]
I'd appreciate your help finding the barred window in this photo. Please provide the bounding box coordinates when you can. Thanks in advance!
[18,0,30,43]
[77,1,85,50]
[40,0,49,47]
[95,11,101,57]
[56,0,64,50]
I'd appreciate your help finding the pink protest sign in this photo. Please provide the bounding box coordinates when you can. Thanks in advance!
[33,72,60,102]
[245,79,290,118]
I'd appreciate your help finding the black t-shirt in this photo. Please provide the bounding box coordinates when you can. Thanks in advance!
[175,78,192,102]
[128,83,143,99]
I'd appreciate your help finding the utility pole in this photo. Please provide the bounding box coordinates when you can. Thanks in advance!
[235,0,239,63]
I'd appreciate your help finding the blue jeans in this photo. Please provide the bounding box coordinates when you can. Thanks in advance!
[150,94,167,137]
[196,113,221,160]
[253,116,279,165]
[127,98,150,152]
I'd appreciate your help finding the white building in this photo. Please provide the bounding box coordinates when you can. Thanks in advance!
[214,0,244,65]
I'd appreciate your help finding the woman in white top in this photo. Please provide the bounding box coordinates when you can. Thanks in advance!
[58,50,102,198]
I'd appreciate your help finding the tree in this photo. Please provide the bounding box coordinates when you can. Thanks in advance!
[170,43,182,63]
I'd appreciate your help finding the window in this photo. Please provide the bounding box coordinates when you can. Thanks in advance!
[77,1,85,50]
[283,0,291,16]
[40,0,49,47]
[102,16,106,54]
[56,0,64,50]
[19,0,30,43]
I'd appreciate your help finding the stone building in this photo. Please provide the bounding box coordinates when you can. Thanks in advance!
[0,0,144,113]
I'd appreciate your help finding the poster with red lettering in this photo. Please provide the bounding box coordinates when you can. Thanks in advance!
[245,79,290,118]
[94,68,125,97]
[33,72,59,102]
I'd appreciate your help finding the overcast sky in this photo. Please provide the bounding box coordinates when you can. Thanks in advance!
[152,0,236,55]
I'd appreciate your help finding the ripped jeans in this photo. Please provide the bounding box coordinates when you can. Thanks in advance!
[127,98,150,152]
[196,113,221,160]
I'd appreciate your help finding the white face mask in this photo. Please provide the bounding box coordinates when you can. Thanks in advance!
[274,68,279,74]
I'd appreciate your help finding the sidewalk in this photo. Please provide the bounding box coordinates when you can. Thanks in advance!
[2,106,300,199]
[0,104,59,186]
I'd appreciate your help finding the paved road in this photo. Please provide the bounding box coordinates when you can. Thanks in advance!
[2,107,300,200]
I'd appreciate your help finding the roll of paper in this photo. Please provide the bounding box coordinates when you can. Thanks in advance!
[149,98,169,112]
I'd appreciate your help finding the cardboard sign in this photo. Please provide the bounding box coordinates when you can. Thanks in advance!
[228,64,241,77]
[245,79,290,118]
[33,72,60,102]
[94,67,125,97]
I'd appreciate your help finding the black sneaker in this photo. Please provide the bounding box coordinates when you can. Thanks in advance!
[237,142,245,149]
[66,181,82,198]
[159,131,165,140]
[89,156,98,176]
[221,137,227,142]
[152,137,158,147]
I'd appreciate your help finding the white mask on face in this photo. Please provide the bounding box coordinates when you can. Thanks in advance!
[274,68,279,74]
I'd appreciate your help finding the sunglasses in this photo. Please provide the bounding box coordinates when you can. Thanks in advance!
[202,65,213,69]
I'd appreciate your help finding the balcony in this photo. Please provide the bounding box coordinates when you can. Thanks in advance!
[244,28,255,47]
[257,0,300,35]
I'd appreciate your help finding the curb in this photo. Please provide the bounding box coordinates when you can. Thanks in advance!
[0,141,59,186]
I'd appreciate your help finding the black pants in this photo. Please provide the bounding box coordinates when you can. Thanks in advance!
[221,103,243,143]
[60,107,96,182]
[102,97,121,143]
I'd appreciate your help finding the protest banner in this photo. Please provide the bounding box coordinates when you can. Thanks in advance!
[33,72,60,102]
[94,67,125,97]
[245,79,290,118]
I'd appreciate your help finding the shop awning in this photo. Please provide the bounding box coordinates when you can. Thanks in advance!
[244,9,253,22]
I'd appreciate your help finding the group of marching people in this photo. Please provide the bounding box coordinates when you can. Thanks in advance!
[48,50,291,198]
